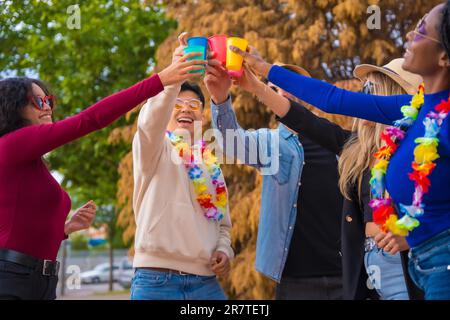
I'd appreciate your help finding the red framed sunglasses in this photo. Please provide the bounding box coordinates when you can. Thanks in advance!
[29,95,55,110]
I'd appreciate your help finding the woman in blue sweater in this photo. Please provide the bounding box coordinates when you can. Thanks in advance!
[230,2,450,299]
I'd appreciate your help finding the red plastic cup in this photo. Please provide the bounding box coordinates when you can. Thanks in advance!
[208,35,227,66]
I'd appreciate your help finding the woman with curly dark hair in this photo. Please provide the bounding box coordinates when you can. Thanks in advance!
[0,51,205,300]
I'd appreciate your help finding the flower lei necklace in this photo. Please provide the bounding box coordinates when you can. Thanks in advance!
[166,131,227,221]
[369,84,450,236]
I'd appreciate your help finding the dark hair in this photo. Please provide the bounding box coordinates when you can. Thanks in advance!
[441,0,450,58]
[0,77,52,137]
[180,82,205,109]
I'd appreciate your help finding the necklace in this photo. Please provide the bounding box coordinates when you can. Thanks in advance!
[166,131,227,221]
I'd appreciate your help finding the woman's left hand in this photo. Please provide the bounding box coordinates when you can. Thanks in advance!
[64,200,97,235]
[374,231,410,255]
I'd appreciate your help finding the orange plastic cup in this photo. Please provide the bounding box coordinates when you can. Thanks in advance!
[226,37,248,77]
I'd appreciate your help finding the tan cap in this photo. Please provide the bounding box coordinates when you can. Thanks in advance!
[274,62,311,78]
[353,58,423,95]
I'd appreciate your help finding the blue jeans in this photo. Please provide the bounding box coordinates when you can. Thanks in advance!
[364,245,409,300]
[131,268,227,300]
[408,228,450,300]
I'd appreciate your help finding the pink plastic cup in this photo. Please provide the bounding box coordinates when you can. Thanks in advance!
[208,35,227,66]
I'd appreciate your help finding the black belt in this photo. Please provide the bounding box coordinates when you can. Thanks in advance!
[0,249,60,276]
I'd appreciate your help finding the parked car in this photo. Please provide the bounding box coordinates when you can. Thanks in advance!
[80,262,120,284]
[117,257,134,289]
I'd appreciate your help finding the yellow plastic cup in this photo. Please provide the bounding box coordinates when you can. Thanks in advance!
[226,37,248,76]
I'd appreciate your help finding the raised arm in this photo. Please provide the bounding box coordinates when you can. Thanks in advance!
[211,96,276,171]
[205,60,278,171]
[236,66,351,155]
[133,84,181,176]
[268,66,409,124]
[229,46,412,125]
[0,74,163,166]
[0,53,205,166]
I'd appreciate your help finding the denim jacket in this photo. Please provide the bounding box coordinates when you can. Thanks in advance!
[211,97,304,282]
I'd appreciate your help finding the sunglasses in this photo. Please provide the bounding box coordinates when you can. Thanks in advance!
[29,95,55,110]
[412,14,441,44]
[174,98,202,111]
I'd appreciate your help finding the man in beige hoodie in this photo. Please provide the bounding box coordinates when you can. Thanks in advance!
[130,34,233,300]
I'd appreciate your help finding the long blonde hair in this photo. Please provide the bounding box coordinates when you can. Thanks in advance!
[338,72,407,200]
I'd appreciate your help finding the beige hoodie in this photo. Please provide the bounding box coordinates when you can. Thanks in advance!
[132,83,233,276]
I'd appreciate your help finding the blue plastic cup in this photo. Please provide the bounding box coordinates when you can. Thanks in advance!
[187,37,208,59]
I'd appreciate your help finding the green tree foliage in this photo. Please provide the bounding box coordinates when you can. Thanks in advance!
[69,232,89,251]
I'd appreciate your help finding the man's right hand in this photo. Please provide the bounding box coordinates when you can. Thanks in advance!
[158,52,206,86]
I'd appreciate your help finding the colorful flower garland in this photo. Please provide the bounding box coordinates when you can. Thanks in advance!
[369,85,450,236]
[166,131,227,221]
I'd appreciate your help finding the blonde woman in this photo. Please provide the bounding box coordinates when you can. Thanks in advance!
[337,62,423,300]
[228,58,422,299]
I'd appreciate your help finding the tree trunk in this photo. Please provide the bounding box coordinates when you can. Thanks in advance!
[109,233,114,292]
